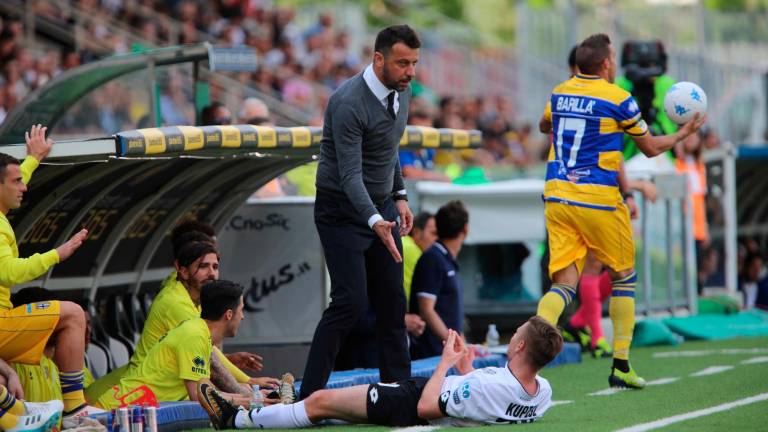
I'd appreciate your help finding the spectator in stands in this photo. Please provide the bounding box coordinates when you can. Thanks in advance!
[0,125,95,422]
[399,110,450,181]
[742,252,768,310]
[94,280,263,409]
[201,102,232,126]
[239,97,272,125]
[410,201,469,359]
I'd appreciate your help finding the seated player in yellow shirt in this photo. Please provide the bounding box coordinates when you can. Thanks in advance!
[0,358,64,432]
[0,125,97,424]
[87,236,281,402]
[95,280,259,409]
[9,288,95,404]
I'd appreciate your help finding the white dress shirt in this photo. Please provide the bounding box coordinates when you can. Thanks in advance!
[362,64,406,229]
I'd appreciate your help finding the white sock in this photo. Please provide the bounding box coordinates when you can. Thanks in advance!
[243,401,312,429]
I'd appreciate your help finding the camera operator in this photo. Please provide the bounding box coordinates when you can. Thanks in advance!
[616,40,678,160]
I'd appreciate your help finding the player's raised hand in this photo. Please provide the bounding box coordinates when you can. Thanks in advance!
[440,329,468,367]
[25,124,54,161]
[56,228,88,262]
[678,112,707,141]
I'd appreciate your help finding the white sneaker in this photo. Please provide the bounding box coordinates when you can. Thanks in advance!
[23,400,64,416]
[278,373,296,404]
[62,404,106,429]
[7,402,62,432]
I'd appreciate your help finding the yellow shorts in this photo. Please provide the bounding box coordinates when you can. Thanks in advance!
[545,201,635,277]
[0,301,61,364]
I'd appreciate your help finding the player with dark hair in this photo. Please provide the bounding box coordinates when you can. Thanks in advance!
[199,316,563,429]
[0,125,95,427]
[537,33,704,388]
[94,280,254,409]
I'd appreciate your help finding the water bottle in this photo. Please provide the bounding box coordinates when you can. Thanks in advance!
[251,385,264,410]
[485,324,500,347]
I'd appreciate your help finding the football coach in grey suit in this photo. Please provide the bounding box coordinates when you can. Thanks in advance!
[300,25,420,399]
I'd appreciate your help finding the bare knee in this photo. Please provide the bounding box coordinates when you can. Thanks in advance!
[553,264,579,287]
[608,268,635,281]
[57,301,85,329]
[304,390,332,421]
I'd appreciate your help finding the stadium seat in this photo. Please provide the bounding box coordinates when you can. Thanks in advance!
[124,294,146,342]
[105,294,137,355]
[140,291,155,318]
[86,341,111,379]
[108,337,131,369]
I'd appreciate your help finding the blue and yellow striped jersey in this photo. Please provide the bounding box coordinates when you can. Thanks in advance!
[542,74,648,210]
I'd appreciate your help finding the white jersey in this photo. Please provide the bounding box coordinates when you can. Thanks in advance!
[431,365,552,426]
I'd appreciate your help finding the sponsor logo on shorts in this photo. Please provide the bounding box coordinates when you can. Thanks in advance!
[368,388,378,404]
[35,302,51,310]
[452,390,461,405]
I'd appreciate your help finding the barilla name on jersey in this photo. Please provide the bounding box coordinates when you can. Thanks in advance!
[555,96,595,114]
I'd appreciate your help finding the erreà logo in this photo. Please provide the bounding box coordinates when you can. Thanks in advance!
[192,356,207,374]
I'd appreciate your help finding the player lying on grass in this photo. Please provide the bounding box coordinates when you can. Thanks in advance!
[199,316,563,429]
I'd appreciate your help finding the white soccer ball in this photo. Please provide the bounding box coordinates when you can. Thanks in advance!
[663,81,707,124]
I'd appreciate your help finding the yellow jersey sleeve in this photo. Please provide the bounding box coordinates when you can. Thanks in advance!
[214,347,251,383]
[20,156,40,185]
[0,217,59,308]
[176,330,211,382]
[542,101,552,122]
[617,96,649,137]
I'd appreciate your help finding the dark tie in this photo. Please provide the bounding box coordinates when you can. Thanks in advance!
[386,91,396,119]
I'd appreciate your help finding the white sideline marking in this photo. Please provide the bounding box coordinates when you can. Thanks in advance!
[645,377,680,386]
[589,377,678,397]
[589,387,627,396]
[392,427,439,432]
[615,392,768,432]
[690,365,734,377]
[654,348,768,358]
[742,356,768,364]
[551,400,573,406]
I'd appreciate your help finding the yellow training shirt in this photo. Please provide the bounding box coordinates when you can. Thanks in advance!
[130,274,200,369]
[130,272,249,382]
[12,356,62,403]
[97,317,211,409]
[0,157,59,310]
[402,235,422,304]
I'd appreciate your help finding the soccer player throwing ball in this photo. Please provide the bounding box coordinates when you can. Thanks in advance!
[536,34,705,388]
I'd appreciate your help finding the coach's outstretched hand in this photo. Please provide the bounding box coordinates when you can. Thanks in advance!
[25,124,54,161]
[56,228,88,262]
[373,219,402,263]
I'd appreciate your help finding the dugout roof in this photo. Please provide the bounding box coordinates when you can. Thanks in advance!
[0,125,480,301]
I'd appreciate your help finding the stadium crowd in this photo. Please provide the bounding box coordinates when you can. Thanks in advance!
[0,2,547,171]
